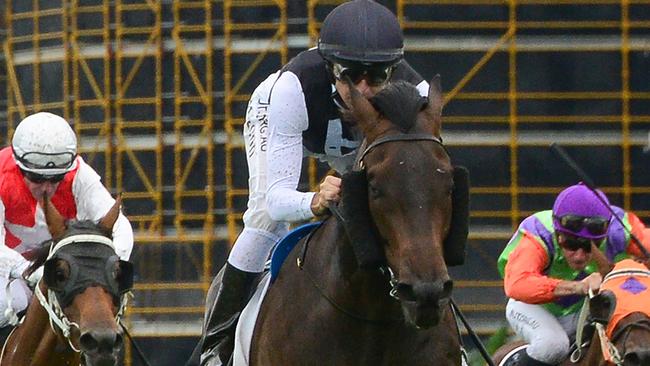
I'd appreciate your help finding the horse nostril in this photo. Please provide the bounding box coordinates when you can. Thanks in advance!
[624,352,641,366]
[396,283,417,302]
[80,330,121,354]
[80,332,99,353]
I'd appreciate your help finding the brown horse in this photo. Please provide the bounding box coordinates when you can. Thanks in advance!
[0,198,133,366]
[493,259,650,366]
[241,78,469,365]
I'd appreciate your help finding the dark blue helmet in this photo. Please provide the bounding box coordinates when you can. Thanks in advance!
[318,0,404,67]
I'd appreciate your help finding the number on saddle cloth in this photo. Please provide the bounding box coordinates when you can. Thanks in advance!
[269,222,321,282]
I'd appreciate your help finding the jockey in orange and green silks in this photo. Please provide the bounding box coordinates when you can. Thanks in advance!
[498,207,633,317]
[497,183,650,366]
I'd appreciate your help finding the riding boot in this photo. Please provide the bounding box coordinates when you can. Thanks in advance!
[200,263,258,366]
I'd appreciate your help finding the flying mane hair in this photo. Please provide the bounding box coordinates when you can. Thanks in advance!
[370,80,427,132]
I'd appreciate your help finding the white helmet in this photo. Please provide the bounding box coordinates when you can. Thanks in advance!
[12,112,78,176]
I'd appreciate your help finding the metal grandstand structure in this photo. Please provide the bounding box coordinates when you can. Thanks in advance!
[2,0,650,364]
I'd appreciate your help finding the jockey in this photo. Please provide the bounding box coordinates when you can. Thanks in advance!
[497,182,650,366]
[197,1,430,365]
[0,111,133,329]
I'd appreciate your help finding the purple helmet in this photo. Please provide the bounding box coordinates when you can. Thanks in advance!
[552,182,612,240]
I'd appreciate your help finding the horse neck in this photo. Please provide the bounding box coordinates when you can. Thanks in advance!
[2,286,78,366]
[307,218,400,319]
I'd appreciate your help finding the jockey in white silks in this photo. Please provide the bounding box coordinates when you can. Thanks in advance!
[0,112,133,328]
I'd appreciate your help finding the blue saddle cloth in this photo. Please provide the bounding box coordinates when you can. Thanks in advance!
[270,222,320,282]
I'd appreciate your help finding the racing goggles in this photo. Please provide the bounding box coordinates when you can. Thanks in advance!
[21,169,66,184]
[14,151,75,171]
[555,214,610,237]
[559,233,592,253]
[331,62,394,86]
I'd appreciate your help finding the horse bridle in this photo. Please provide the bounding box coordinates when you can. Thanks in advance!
[34,234,130,353]
[356,133,447,171]
[359,133,449,299]
[308,133,450,312]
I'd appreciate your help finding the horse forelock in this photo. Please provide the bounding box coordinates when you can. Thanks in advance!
[370,81,427,133]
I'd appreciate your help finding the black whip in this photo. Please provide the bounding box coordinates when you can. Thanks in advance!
[119,320,152,366]
[550,143,650,260]
[451,298,496,366]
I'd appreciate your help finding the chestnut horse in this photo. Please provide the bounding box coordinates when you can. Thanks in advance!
[237,78,469,365]
[493,259,650,366]
[0,198,133,366]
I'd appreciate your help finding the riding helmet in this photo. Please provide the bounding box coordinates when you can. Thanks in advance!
[318,0,404,67]
[12,112,78,176]
[552,182,612,240]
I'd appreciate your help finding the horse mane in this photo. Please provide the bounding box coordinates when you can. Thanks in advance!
[23,219,112,277]
[369,81,427,132]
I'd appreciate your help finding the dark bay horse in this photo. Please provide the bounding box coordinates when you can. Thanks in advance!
[0,198,133,366]
[493,259,650,366]
[245,78,469,365]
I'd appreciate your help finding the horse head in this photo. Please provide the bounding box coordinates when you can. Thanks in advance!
[342,77,469,328]
[30,197,133,366]
[589,259,650,365]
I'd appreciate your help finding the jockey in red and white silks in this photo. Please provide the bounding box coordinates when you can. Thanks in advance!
[0,112,133,327]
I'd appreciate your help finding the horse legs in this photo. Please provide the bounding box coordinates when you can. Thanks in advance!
[200,263,257,366]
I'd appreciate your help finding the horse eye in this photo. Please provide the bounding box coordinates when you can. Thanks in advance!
[54,261,70,286]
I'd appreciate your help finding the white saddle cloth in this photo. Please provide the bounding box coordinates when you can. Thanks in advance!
[232,272,272,366]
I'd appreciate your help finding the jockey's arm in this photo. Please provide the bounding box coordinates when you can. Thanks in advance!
[265,71,318,222]
[0,201,29,280]
[552,273,601,297]
[504,236,562,304]
[73,160,134,261]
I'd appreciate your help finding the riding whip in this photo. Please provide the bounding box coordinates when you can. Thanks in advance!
[119,320,152,366]
[550,143,650,260]
[450,298,496,366]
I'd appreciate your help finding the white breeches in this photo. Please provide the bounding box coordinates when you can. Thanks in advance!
[228,77,290,273]
[506,298,579,364]
[0,278,31,327]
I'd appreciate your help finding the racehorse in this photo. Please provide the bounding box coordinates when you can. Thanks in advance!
[0,197,133,366]
[493,259,650,366]
[241,77,470,365]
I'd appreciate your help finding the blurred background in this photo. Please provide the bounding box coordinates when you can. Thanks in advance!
[1,0,650,364]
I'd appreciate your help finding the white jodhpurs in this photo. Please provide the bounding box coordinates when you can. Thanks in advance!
[227,228,284,273]
[0,278,31,327]
[506,298,580,365]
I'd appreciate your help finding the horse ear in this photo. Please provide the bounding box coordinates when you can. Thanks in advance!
[98,195,122,236]
[346,77,379,135]
[589,290,617,324]
[42,196,66,240]
[426,75,443,122]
